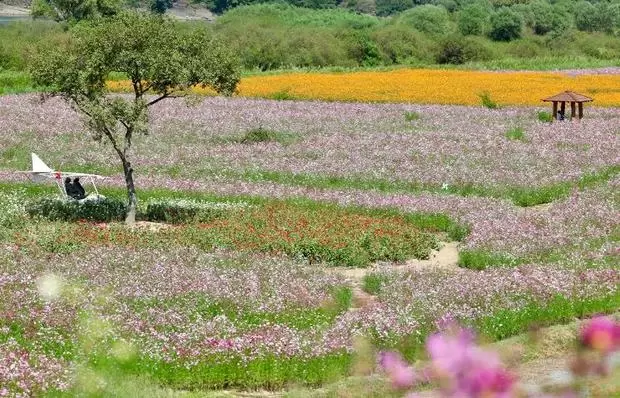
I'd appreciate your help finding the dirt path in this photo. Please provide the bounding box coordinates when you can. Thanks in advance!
[329,241,460,309]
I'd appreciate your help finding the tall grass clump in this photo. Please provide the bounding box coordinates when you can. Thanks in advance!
[238,127,301,145]
[403,111,420,121]
[478,91,499,109]
[504,126,526,141]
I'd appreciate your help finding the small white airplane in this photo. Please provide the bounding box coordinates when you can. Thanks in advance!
[18,153,106,199]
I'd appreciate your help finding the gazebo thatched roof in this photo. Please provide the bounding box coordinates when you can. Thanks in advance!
[542,91,593,103]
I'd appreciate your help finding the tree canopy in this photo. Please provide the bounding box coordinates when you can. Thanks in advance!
[31,0,123,22]
[31,12,240,223]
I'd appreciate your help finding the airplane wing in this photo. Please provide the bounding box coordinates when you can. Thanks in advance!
[14,154,106,183]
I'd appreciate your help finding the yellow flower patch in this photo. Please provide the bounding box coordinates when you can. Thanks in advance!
[108,69,620,106]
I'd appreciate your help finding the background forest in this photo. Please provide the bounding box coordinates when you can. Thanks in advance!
[1,0,620,74]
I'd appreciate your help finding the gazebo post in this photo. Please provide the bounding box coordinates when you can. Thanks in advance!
[552,101,558,120]
[570,101,576,120]
[578,102,583,119]
[560,101,566,117]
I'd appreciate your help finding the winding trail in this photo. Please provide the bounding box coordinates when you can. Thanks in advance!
[329,241,460,310]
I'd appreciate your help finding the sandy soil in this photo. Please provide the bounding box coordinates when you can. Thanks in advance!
[0,4,30,16]
[330,241,460,283]
[328,241,460,309]
[166,5,216,21]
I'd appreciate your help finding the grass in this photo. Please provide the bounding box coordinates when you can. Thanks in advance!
[238,127,302,146]
[225,165,619,207]
[1,180,618,393]
[127,287,352,331]
[35,289,620,392]
[96,353,353,391]
[537,110,553,123]
[403,111,421,121]
[479,90,500,109]
[0,70,37,95]
[5,184,448,267]
[474,293,620,341]
[0,181,468,235]
[505,126,526,141]
[4,150,616,206]
[45,313,620,397]
[361,273,391,295]
[458,249,523,269]
[268,88,299,101]
[391,292,620,362]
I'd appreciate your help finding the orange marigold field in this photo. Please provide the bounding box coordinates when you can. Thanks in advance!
[107,69,620,106]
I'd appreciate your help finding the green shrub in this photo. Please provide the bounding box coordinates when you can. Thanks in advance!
[526,0,569,36]
[505,39,545,58]
[436,35,492,64]
[283,27,351,67]
[244,127,280,143]
[399,5,453,36]
[478,91,499,109]
[537,110,553,122]
[150,0,173,14]
[338,30,383,67]
[489,7,523,41]
[574,1,618,34]
[505,126,526,141]
[223,24,288,71]
[372,25,435,64]
[376,0,414,17]
[457,3,491,36]
[145,199,249,224]
[26,196,127,222]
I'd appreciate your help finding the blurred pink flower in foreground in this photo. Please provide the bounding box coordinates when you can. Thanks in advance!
[379,328,515,397]
[426,329,515,397]
[579,316,620,353]
[380,317,620,397]
[379,351,417,389]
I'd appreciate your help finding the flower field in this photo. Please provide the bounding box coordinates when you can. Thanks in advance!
[1,95,618,202]
[0,86,618,395]
[106,68,620,106]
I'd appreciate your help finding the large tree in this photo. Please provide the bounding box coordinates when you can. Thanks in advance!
[31,0,122,22]
[31,12,240,224]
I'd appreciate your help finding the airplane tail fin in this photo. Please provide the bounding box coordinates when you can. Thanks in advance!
[31,153,53,173]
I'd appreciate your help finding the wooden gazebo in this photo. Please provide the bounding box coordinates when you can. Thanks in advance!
[542,91,593,121]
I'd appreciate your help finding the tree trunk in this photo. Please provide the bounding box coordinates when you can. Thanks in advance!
[123,159,137,225]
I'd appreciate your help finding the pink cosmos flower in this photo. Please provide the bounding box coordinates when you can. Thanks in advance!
[580,316,620,353]
[379,351,417,389]
[426,329,516,397]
